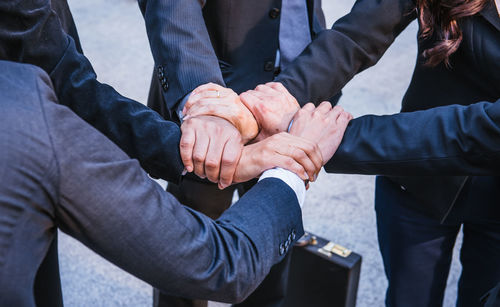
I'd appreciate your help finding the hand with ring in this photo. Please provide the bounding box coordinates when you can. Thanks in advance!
[183,83,259,143]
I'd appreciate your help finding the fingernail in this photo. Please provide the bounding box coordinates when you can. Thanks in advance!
[304,172,308,180]
[314,173,318,181]
[182,107,187,114]
[186,166,193,172]
[219,182,226,190]
[182,168,188,176]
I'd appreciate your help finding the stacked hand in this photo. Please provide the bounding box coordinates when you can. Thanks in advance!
[180,81,353,189]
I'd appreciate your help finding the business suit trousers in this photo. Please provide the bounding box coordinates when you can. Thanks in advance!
[155,177,291,307]
[375,176,500,307]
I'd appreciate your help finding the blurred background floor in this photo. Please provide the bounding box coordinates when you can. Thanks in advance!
[59,0,462,306]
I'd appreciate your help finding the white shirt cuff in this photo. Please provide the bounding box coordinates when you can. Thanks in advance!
[176,93,191,123]
[259,167,306,208]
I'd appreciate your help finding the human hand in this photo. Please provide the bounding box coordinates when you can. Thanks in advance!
[233,132,323,184]
[290,102,353,165]
[239,82,300,141]
[183,83,259,143]
[180,115,243,189]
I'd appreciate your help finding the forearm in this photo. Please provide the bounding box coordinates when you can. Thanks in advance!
[326,99,500,176]
[139,0,225,111]
[0,0,185,182]
[276,0,416,105]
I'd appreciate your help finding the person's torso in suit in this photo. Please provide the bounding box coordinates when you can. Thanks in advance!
[390,1,500,221]
[147,0,327,121]
[277,0,500,222]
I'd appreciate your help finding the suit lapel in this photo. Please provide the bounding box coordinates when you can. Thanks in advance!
[480,1,500,32]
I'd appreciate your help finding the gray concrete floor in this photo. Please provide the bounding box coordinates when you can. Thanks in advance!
[59,0,462,306]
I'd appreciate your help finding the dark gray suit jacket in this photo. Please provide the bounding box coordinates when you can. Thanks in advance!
[139,0,328,121]
[276,0,500,221]
[0,2,304,302]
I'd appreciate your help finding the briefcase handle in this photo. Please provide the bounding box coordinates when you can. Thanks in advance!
[295,232,352,258]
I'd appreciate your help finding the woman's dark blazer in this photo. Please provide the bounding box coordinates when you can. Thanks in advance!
[276,0,500,221]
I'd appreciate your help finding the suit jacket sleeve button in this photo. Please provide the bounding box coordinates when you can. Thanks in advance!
[161,78,169,91]
[269,8,280,19]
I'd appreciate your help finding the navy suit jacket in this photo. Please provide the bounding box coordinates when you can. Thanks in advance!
[139,0,328,121]
[0,2,304,301]
[276,0,500,221]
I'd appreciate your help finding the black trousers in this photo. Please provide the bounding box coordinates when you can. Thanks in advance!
[154,175,291,307]
[375,176,500,307]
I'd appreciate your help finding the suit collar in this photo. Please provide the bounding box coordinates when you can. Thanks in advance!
[480,1,500,32]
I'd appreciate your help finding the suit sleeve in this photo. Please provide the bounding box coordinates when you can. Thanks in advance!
[45,86,304,302]
[275,0,417,105]
[325,99,500,176]
[0,0,184,182]
[138,0,225,113]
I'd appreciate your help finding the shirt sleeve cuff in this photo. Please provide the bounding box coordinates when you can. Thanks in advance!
[176,93,191,123]
[258,167,306,207]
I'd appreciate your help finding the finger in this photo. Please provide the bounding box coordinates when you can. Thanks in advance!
[186,91,223,109]
[337,111,352,128]
[185,99,225,117]
[218,136,243,189]
[255,84,279,95]
[266,82,299,106]
[274,155,308,181]
[316,101,333,115]
[239,91,262,111]
[265,82,290,95]
[180,124,196,173]
[204,132,226,183]
[302,102,316,112]
[330,105,345,120]
[192,129,210,179]
[277,135,323,181]
[192,82,225,94]
[287,134,324,178]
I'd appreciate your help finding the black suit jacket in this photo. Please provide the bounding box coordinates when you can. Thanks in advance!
[0,0,184,183]
[276,0,500,221]
[139,0,328,121]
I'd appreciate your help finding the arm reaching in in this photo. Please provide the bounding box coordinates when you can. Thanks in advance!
[180,116,322,189]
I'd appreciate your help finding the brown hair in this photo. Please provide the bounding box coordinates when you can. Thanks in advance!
[417,0,490,66]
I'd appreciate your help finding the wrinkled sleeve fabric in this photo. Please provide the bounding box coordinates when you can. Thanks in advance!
[0,0,184,182]
[326,99,500,176]
[276,0,417,105]
[138,0,225,114]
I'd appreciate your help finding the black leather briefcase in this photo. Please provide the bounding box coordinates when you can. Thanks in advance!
[283,232,362,307]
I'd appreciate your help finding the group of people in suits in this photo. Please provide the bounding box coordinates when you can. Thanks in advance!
[0,0,499,307]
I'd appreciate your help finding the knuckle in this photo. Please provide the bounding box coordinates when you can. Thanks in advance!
[334,105,344,112]
[284,157,295,167]
[193,154,204,163]
[222,155,237,166]
[205,159,219,169]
